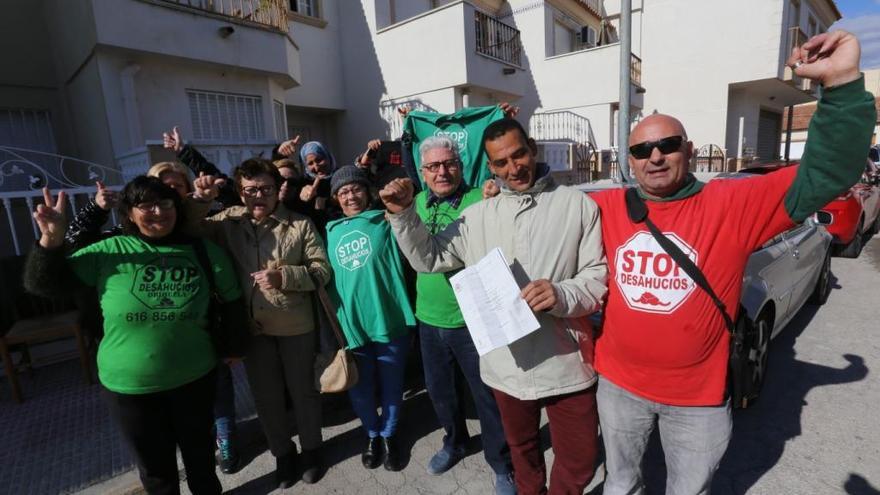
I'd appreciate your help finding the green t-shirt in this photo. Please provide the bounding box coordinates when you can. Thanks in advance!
[326,210,415,348]
[404,105,505,189]
[69,236,242,394]
[414,187,482,328]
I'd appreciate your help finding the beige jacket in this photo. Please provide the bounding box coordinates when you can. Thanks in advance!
[189,201,331,337]
[387,173,607,400]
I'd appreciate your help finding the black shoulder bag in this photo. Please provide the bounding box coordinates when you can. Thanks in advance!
[192,240,250,359]
[624,188,751,408]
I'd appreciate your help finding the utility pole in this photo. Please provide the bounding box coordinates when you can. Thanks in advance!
[617,0,632,182]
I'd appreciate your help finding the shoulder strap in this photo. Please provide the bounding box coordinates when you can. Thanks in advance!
[624,188,735,333]
[308,273,349,349]
[191,239,216,293]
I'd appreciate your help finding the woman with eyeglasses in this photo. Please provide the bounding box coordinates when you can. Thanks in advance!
[324,166,416,472]
[187,158,331,490]
[25,176,247,495]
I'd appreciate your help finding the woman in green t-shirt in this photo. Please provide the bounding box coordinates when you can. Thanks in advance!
[25,177,246,495]
[325,166,416,472]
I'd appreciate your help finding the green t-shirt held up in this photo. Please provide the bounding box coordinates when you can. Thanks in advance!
[326,210,415,348]
[69,235,242,394]
[414,187,483,328]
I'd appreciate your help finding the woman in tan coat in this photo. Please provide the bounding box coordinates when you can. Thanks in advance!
[188,158,331,490]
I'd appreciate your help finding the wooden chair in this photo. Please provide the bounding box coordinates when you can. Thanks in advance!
[0,256,94,403]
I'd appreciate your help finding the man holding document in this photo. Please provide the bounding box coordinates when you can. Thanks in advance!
[380,119,607,495]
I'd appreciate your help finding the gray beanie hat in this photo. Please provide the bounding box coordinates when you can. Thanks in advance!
[331,165,371,196]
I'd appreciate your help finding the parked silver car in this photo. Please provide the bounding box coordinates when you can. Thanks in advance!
[579,177,832,405]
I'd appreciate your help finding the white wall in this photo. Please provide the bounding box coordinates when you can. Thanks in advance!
[285,2,346,110]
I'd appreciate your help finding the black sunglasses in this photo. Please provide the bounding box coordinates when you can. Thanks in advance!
[629,136,685,159]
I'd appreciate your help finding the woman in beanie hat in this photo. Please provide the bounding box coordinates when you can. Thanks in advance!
[325,166,415,472]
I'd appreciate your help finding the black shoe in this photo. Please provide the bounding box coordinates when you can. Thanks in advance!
[275,451,298,490]
[382,436,404,472]
[300,448,324,484]
[216,437,241,474]
[361,437,383,469]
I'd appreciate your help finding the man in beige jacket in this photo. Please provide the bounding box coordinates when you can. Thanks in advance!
[380,118,607,495]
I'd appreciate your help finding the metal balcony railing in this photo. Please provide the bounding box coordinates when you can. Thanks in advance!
[154,0,289,33]
[630,53,642,87]
[474,11,522,66]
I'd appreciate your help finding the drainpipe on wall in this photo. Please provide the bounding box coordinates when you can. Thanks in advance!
[617,0,632,183]
[120,64,143,151]
[737,116,745,171]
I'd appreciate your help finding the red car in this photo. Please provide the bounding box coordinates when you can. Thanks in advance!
[730,160,880,258]
[819,159,880,258]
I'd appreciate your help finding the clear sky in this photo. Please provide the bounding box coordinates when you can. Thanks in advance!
[832,0,880,69]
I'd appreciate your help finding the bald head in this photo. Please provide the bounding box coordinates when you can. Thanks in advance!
[627,113,693,199]
[629,114,688,146]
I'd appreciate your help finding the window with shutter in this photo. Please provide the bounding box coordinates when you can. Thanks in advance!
[186,90,265,141]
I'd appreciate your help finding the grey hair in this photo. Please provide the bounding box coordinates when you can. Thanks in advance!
[418,135,461,162]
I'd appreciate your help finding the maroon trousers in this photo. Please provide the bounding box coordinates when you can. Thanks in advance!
[492,385,599,495]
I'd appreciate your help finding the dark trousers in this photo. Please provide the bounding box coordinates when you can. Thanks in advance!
[419,322,512,475]
[213,361,235,435]
[103,370,221,495]
[245,332,323,456]
[493,386,599,495]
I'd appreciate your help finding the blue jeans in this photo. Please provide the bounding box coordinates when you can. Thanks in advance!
[419,322,512,475]
[347,334,410,438]
[597,376,732,495]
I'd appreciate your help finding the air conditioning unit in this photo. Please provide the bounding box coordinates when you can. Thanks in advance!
[579,26,597,47]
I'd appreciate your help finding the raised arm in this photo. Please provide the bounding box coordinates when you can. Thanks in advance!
[380,178,468,273]
[784,31,877,222]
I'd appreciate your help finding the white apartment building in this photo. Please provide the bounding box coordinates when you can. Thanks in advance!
[0,0,841,255]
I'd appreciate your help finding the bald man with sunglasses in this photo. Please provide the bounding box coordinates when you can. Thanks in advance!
[588,31,875,494]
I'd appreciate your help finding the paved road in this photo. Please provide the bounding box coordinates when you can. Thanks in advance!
[85,237,880,495]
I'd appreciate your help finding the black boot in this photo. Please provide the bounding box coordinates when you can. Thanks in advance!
[300,448,324,484]
[361,437,383,469]
[382,436,403,472]
[274,450,298,490]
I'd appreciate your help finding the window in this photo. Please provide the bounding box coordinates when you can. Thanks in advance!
[578,25,597,48]
[0,108,56,153]
[553,20,575,55]
[186,90,265,141]
[290,0,318,17]
[807,16,817,37]
[273,100,287,141]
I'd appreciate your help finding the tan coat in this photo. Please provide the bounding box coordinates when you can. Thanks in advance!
[189,201,331,336]
[387,173,607,400]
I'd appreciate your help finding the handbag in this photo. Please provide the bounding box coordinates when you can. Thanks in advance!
[192,239,251,359]
[624,188,751,408]
[312,283,359,393]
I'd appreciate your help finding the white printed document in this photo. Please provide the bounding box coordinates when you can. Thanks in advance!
[450,247,541,356]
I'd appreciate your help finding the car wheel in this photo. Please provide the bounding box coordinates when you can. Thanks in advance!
[808,251,832,305]
[746,312,772,401]
[838,219,864,258]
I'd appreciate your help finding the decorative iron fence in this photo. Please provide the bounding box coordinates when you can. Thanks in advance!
[153,0,289,33]
[474,11,522,66]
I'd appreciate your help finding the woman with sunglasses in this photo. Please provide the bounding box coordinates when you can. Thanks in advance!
[324,166,416,472]
[188,158,331,490]
[25,176,247,495]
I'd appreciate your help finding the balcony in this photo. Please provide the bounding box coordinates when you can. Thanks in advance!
[474,10,522,67]
[152,0,289,33]
[374,1,527,101]
[542,43,642,110]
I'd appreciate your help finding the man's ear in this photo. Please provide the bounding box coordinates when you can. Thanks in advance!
[685,140,694,162]
[527,137,538,156]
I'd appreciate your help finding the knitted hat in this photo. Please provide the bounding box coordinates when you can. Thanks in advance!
[331,166,370,196]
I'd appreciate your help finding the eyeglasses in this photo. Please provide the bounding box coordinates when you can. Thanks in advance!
[628,136,685,159]
[336,184,366,198]
[241,185,277,197]
[134,199,175,213]
[422,159,461,173]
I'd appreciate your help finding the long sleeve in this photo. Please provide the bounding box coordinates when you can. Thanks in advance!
[279,219,331,291]
[64,199,113,252]
[386,205,468,273]
[23,244,85,298]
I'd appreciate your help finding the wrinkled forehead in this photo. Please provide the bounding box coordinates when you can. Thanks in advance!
[630,115,687,145]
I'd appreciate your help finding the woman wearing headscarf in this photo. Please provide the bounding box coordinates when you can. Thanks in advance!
[297,141,340,231]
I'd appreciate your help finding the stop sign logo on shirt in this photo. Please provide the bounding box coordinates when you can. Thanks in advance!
[614,231,697,314]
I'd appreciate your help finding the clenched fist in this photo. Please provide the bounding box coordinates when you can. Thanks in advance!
[379,178,415,214]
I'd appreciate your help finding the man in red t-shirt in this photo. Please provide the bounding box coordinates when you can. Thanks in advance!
[591,31,875,494]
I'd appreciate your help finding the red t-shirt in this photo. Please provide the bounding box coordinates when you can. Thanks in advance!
[591,167,797,406]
